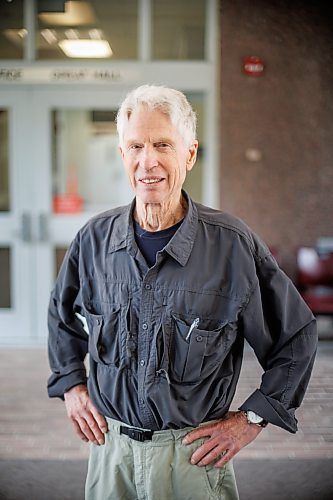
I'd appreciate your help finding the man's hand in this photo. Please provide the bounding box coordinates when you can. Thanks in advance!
[182,411,263,468]
[64,384,108,445]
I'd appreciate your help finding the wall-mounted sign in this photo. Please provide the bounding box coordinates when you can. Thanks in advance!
[0,66,137,84]
[243,56,265,76]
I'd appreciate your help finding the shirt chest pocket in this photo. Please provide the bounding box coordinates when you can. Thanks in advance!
[84,305,124,366]
[170,314,237,384]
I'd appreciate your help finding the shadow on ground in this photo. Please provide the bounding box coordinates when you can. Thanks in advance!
[0,458,332,500]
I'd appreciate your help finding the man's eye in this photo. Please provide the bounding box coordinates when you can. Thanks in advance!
[129,144,141,150]
[156,143,169,148]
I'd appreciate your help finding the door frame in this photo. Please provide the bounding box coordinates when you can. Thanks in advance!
[0,89,37,345]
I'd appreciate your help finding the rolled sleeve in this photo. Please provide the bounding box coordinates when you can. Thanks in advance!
[239,253,318,432]
[47,365,87,399]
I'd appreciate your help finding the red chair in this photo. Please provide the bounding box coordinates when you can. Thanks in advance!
[296,247,333,315]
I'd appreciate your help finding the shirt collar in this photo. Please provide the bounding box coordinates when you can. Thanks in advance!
[163,192,198,266]
[107,202,133,254]
[108,191,198,267]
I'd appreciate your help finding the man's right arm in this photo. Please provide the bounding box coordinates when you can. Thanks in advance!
[47,234,108,444]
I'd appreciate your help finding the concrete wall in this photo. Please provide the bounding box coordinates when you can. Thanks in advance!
[219,0,333,279]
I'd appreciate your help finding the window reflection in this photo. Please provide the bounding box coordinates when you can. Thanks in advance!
[0,248,11,308]
[0,110,10,212]
[37,0,138,60]
[183,93,204,202]
[152,0,206,60]
[0,0,24,59]
[52,109,133,213]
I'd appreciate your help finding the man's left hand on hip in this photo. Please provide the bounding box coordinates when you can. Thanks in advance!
[182,411,263,468]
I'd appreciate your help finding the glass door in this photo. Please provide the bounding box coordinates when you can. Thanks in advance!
[32,88,134,339]
[0,91,35,345]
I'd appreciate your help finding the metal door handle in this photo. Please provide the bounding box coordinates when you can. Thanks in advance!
[20,213,33,242]
[38,213,49,242]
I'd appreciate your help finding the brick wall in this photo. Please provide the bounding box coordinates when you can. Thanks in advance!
[219,0,333,279]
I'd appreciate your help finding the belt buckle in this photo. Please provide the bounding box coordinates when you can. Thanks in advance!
[128,428,146,442]
[120,425,153,442]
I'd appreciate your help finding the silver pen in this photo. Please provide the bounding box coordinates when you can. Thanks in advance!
[186,317,200,341]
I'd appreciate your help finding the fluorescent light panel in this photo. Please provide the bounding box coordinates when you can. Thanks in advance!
[58,39,112,58]
[4,29,27,46]
[41,29,58,44]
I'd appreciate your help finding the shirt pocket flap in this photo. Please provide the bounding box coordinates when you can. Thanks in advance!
[171,314,236,383]
[84,305,122,365]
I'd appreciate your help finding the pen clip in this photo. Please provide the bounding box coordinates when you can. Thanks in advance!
[185,317,200,341]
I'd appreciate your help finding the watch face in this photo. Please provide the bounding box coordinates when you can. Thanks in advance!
[247,410,264,424]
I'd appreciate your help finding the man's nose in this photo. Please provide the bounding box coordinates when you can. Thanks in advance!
[139,146,158,170]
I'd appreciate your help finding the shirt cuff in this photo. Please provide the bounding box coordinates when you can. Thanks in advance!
[47,368,87,400]
[239,389,298,433]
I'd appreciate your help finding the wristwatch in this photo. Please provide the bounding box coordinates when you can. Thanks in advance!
[243,410,268,428]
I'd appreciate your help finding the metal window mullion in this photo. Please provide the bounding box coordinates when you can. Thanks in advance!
[204,0,220,208]
[205,0,218,63]
[138,0,152,61]
[24,0,36,61]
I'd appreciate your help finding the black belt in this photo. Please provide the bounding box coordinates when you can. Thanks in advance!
[120,426,154,442]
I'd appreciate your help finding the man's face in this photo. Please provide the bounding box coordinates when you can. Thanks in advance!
[119,106,198,205]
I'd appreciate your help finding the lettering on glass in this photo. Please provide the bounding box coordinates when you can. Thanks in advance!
[0,69,22,81]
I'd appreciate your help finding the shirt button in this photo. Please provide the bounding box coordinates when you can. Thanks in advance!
[139,398,145,405]
[145,284,151,290]
[142,323,148,330]
[98,344,105,354]
[140,359,145,366]
[196,335,203,342]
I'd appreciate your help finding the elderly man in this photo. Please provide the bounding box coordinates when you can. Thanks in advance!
[47,85,317,500]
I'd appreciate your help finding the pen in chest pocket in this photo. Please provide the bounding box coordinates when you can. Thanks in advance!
[185,317,200,341]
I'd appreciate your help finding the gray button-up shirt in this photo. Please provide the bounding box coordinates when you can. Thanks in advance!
[47,193,317,433]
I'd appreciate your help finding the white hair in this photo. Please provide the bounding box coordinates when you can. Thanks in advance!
[116,84,197,147]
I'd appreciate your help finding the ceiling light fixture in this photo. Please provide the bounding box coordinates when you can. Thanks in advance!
[89,29,102,40]
[58,39,112,58]
[41,29,58,44]
[18,29,28,38]
[64,28,79,39]
[3,29,27,46]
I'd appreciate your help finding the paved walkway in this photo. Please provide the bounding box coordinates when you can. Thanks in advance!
[0,340,332,461]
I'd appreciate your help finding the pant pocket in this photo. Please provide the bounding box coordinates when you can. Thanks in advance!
[203,460,226,496]
[172,439,225,500]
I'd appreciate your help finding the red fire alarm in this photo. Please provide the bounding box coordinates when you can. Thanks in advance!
[243,56,265,76]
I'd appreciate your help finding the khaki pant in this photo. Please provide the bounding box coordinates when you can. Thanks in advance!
[85,417,239,500]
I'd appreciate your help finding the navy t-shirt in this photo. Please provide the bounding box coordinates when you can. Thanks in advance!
[134,219,183,267]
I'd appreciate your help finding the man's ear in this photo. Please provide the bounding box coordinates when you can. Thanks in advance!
[119,145,124,160]
[186,141,199,171]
